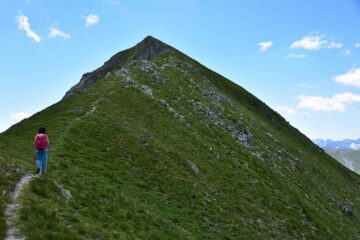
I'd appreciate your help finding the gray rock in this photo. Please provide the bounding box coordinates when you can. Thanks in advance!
[131,36,172,61]
[191,99,250,146]
[116,67,137,85]
[234,120,244,129]
[105,72,112,78]
[176,114,185,122]
[340,204,352,216]
[15,168,25,174]
[159,98,185,122]
[169,107,176,114]
[62,190,72,200]
[63,36,171,99]
[138,60,164,84]
[187,160,199,175]
[63,72,102,99]
[160,99,169,108]
[116,64,154,98]
[189,79,233,108]
[140,85,153,96]
[168,107,185,122]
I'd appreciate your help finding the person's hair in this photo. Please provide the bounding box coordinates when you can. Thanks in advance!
[38,127,46,134]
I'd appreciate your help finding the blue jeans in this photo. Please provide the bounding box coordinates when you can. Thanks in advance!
[36,150,48,174]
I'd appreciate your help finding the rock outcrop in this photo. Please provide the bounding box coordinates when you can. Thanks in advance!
[63,36,173,99]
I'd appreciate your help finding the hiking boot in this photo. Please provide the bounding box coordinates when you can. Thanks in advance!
[36,168,40,174]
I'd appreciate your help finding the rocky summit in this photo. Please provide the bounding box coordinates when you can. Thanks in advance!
[0,36,360,239]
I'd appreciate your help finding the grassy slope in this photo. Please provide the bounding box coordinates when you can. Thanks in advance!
[0,50,359,239]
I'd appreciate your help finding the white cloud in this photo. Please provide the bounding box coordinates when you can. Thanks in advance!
[334,68,360,88]
[332,92,360,102]
[286,54,306,59]
[49,27,70,39]
[11,112,30,122]
[257,41,273,52]
[276,106,296,115]
[355,43,360,48]
[85,14,99,27]
[327,41,343,49]
[298,96,344,112]
[290,33,342,50]
[343,49,351,56]
[15,11,41,42]
[298,92,360,112]
[291,34,326,50]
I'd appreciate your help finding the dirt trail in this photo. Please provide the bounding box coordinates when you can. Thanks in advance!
[4,174,35,240]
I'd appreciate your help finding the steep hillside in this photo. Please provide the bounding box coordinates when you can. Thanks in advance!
[1,36,360,239]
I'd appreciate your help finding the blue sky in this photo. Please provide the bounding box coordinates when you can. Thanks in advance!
[1,0,360,140]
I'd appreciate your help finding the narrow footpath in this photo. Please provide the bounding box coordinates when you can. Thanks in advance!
[4,174,35,240]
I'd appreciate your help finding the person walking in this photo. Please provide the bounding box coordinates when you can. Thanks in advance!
[34,127,50,175]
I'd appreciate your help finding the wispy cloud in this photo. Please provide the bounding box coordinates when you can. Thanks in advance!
[276,106,296,115]
[355,43,360,48]
[334,67,360,88]
[104,0,120,4]
[15,11,41,42]
[294,83,316,89]
[85,14,100,27]
[11,112,30,122]
[298,92,360,112]
[327,41,343,49]
[49,26,70,39]
[343,49,351,56]
[286,54,306,59]
[290,33,342,50]
[257,41,273,52]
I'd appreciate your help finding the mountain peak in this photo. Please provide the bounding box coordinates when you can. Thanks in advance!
[139,35,164,46]
[130,35,171,61]
[63,36,173,99]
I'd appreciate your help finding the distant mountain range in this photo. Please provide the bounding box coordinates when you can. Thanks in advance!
[313,138,360,175]
[324,148,360,175]
[313,138,360,150]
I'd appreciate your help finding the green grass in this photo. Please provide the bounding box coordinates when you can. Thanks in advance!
[0,45,360,239]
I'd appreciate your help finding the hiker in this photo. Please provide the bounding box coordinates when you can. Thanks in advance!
[34,127,50,175]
